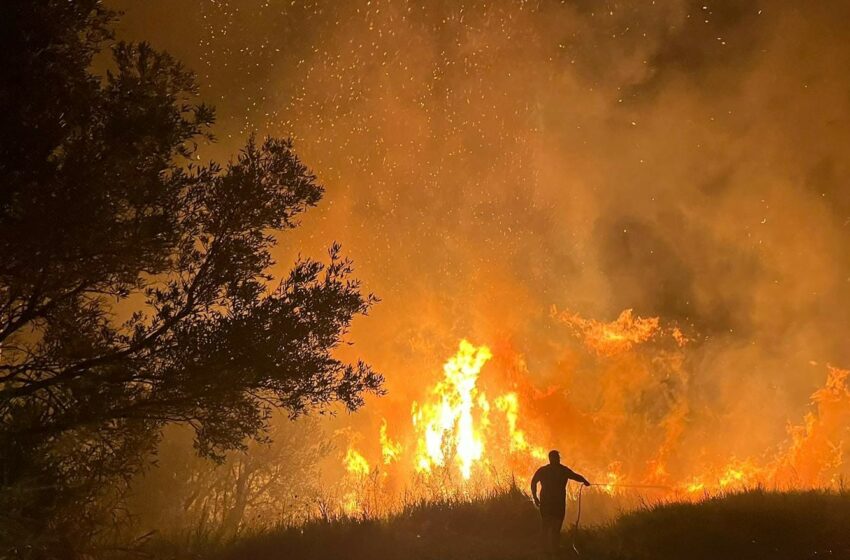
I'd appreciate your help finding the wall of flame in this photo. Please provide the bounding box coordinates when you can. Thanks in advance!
[336,310,850,516]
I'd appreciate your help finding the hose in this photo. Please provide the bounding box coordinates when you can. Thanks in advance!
[570,482,674,555]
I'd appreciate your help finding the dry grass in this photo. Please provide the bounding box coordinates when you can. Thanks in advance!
[580,488,850,560]
[141,485,850,560]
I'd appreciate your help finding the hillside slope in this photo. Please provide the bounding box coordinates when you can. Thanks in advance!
[580,489,850,560]
[151,487,850,560]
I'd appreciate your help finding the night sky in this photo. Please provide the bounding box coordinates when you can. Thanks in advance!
[110,0,850,467]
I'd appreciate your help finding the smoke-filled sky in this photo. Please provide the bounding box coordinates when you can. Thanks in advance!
[111,0,850,484]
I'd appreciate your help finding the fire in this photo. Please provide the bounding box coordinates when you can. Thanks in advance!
[686,480,705,493]
[379,419,402,465]
[774,365,850,486]
[332,317,850,520]
[552,308,662,356]
[494,393,547,459]
[344,447,371,477]
[600,464,622,495]
[681,460,762,495]
[677,367,850,496]
[719,469,744,487]
[411,340,491,479]
[342,492,361,515]
[719,466,746,488]
[342,339,545,501]
[342,447,371,515]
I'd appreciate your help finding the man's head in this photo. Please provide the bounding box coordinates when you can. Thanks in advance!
[548,450,560,464]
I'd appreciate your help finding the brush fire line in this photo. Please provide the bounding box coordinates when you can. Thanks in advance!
[338,314,850,518]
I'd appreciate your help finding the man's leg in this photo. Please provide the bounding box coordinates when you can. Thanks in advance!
[540,513,563,556]
[540,513,552,555]
[550,513,564,555]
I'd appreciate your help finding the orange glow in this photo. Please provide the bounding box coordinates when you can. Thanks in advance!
[552,308,663,356]
[341,339,546,505]
[774,366,850,486]
[410,340,491,479]
[344,447,371,477]
[122,0,850,523]
[333,325,850,517]
[601,464,622,495]
[686,480,706,494]
[379,419,402,465]
[494,393,547,459]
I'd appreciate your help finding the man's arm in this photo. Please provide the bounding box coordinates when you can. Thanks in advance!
[530,469,541,507]
[566,466,591,486]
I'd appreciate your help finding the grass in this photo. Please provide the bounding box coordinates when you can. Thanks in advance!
[142,486,850,560]
[580,488,850,560]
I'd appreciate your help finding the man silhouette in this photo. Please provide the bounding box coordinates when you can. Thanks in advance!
[531,450,590,557]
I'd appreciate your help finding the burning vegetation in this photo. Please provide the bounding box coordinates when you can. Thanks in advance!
[335,309,850,518]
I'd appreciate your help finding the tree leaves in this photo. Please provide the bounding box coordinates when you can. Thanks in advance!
[0,2,381,554]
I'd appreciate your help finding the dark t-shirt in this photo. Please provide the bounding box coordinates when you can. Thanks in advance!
[531,464,587,518]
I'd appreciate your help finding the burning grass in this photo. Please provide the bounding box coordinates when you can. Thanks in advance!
[140,484,850,560]
[122,326,850,554]
[335,334,850,519]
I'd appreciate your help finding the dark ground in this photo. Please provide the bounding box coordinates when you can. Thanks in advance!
[143,486,850,560]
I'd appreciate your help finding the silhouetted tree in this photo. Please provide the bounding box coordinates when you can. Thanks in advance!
[127,416,331,543]
[0,1,382,556]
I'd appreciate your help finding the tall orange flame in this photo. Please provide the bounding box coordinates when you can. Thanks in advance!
[411,340,492,479]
